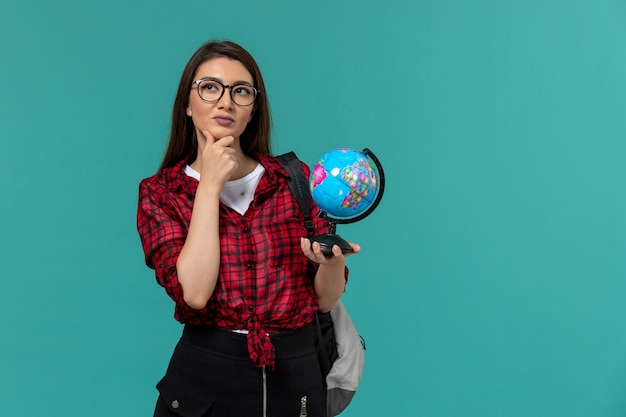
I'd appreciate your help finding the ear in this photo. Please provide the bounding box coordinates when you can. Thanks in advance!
[186,106,192,117]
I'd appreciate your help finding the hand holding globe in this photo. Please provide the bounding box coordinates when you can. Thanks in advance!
[309,148,385,255]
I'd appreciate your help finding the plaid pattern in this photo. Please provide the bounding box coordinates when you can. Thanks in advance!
[137,154,336,368]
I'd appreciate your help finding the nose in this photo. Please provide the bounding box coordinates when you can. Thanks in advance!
[217,86,234,108]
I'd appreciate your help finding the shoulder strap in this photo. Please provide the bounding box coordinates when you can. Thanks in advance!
[276,152,315,238]
[278,152,333,390]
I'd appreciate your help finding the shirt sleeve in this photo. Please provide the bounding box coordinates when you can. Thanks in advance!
[136,178,206,317]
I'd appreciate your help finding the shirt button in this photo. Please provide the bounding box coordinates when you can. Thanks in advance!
[171,400,180,409]
[243,227,250,233]
[247,262,254,270]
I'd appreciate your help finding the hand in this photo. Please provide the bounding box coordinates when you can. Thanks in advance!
[300,237,360,266]
[198,130,238,189]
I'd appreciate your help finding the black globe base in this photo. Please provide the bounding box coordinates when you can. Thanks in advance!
[311,233,354,256]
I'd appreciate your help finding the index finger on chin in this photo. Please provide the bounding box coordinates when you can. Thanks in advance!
[201,130,216,144]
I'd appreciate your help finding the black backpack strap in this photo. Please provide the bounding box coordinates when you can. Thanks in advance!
[277,152,334,387]
[276,152,315,238]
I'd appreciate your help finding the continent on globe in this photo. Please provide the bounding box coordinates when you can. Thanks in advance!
[311,164,328,187]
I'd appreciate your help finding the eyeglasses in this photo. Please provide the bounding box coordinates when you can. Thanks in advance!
[192,79,259,106]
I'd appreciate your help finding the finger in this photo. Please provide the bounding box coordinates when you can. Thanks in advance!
[201,130,216,144]
[300,237,311,254]
[311,240,321,255]
[302,238,318,255]
[303,238,320,257]
[211,133,235,148]
[300,238,321,262]
[348,242,361,254]
[331,244,343,257]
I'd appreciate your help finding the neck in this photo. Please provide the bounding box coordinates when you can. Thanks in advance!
[231,155,259,180]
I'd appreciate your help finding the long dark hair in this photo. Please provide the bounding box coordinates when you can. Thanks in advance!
[158,40,272,172]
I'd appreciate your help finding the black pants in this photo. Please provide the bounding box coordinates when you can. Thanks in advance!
[154,324,326,417]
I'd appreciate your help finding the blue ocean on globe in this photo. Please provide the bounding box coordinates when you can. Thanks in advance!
[309,148,379,219]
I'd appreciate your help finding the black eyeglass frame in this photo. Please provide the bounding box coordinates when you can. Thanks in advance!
[191,79,260,107]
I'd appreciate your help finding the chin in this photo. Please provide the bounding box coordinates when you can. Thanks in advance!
[212,125,245,140]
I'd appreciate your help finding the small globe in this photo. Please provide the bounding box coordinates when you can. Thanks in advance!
[309,148,381,221]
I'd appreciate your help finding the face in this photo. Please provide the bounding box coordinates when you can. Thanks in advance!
[186,57,255,142]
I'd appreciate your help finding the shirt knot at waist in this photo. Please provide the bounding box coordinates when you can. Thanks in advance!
[246,319,275,369]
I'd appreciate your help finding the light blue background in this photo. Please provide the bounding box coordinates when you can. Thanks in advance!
[2,1,626,416]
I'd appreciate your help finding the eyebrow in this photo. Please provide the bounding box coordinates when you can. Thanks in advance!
[199,76,254,86]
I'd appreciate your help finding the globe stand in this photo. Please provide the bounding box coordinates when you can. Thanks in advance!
[311,219,354,256]
[310,148,385,257]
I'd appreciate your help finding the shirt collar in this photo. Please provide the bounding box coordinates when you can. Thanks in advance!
[160,154,291,196]
[160,160,197,195]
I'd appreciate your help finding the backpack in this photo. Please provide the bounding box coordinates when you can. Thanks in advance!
[277,152,365,417]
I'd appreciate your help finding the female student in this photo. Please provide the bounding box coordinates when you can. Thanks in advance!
[137,40,359,417]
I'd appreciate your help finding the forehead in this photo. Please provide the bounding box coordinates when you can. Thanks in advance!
[194,57,253,83]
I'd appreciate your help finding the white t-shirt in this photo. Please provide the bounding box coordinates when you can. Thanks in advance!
[185,163,266,215]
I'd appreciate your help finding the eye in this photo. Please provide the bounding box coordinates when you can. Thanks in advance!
[233,85,254,96]
[199,80,221,92]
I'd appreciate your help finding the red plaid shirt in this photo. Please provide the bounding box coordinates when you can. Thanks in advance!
[137,154,339,368]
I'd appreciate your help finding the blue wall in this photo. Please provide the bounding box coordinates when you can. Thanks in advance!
[2,1,626,416]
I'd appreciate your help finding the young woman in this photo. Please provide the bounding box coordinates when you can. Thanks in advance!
[137,40,359,417]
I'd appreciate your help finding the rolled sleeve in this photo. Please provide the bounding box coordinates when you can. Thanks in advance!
[137,178,206,320]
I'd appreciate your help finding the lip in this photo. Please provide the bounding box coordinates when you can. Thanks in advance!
[213,115,235,125]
